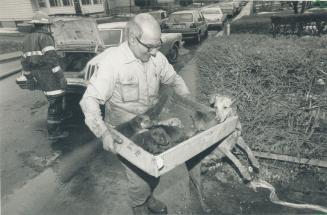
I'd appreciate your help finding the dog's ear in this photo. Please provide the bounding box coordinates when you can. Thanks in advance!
[209,94,216,106]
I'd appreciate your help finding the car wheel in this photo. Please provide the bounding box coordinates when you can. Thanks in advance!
[64,93,84,121]
[196,32,201,43]
[204,29,209,37]
[167,43,179,64]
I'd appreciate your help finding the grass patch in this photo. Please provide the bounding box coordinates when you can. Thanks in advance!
[195,34,327,159]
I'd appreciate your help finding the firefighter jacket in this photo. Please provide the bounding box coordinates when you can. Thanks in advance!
[21,28,65,97]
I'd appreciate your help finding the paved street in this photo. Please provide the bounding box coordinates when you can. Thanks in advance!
[0,38,206,214]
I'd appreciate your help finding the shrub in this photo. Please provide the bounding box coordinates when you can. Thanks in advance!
[231,15,272,34]
[195,34,327,159]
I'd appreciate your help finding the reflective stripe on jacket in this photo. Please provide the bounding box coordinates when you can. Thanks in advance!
[21,30,64,95]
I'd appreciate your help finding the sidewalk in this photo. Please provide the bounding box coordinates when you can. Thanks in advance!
[0,51,22,79]
[0,51,22,62]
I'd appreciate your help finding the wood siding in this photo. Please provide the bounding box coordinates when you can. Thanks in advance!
[0,0,35,21]
[81,4,104,14]
[158,0,175,3]
[0,0,105,22]
[115,0,135,7]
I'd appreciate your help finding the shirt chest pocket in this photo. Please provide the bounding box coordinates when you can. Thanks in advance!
[119,79,139,102]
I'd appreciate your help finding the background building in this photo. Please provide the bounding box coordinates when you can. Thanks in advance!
[0,0,106,27]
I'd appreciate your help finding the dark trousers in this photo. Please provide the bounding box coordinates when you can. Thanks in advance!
[120,155,202,207]
[47,95,65,138]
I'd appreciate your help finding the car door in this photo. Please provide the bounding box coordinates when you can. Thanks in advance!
[161,11,168,25]
[197,11,207,36]
[194,11,201,32]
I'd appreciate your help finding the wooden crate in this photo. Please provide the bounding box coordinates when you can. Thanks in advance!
[108,92,238,177]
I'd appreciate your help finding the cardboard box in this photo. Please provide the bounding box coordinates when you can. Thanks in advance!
[108,92,238,177]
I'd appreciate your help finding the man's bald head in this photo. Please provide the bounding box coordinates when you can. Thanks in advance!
[125,13,161,44]
[125,13,162,62]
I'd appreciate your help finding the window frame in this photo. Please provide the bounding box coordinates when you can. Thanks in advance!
[62,0,72,6]
[81,0,91,5]
[93,0,102,4]
[37,0,47,8]
[49,0,61,7]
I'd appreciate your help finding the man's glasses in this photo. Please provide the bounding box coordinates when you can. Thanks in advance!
[136,37,162,52]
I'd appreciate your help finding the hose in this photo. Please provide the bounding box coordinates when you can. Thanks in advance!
[249,179,327,213]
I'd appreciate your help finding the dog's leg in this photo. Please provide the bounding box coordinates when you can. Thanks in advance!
[236,137,260,172]
[219,147,252,181]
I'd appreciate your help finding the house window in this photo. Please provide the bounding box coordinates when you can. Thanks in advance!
[93,0,102,4]
[81,0,91,5]
[38,0,47,8]
[49,0,61,7]
[62,0,72,6]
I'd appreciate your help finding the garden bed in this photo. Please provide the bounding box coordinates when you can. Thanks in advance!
[195,34,327,161]
[231,14,272,34]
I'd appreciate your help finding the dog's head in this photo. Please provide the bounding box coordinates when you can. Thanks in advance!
[209,93,236,122]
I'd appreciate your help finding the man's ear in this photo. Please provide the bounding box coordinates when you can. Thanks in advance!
[128,33,135,44]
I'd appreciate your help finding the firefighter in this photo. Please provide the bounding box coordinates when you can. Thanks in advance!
[20,11,69,142]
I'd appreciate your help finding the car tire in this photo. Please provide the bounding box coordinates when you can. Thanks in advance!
[167,43,179,64]
[204,29,209,37]
[64,93,84,121]
[196,32,201,43]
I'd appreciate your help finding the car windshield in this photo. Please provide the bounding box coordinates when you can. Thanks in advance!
[168,13,193,23]
[99,29,122,46]
[203,8,221,14]
[149,12,161,21]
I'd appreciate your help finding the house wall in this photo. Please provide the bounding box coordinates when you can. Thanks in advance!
[40,6,76,15]
[0,0,105,24]
[0,0,35,21]
[158,0,175,3]
[81,4,104,14]
[40,4,104,15]
[115,0,135,7]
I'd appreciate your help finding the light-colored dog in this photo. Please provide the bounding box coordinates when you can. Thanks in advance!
[201,93,260,181]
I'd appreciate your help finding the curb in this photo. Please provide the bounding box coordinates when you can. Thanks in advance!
[0,67,21,80]
[0,52,22,63]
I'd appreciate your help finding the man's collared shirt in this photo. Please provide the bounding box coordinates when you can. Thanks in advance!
[81,42,190,137]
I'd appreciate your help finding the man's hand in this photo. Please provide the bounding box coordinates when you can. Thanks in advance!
[59,77,67,89]
[102,131,117,154]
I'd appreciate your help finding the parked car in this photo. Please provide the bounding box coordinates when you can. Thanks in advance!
[97,21,182,63]
[201,6,227,30]
[79,21,182,93]
[15,18,104,113]
[148,10,168,29]
[17,18,182,100]
[162,9,208,43]
[218,1,237,17]
[51,18,104,94]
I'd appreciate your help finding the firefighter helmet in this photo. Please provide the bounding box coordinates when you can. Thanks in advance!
[29,11,52,24]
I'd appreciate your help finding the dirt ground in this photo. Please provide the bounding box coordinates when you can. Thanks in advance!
[1,33,327,215]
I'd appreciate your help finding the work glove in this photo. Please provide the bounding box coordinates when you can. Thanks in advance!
[16,73,38,90]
